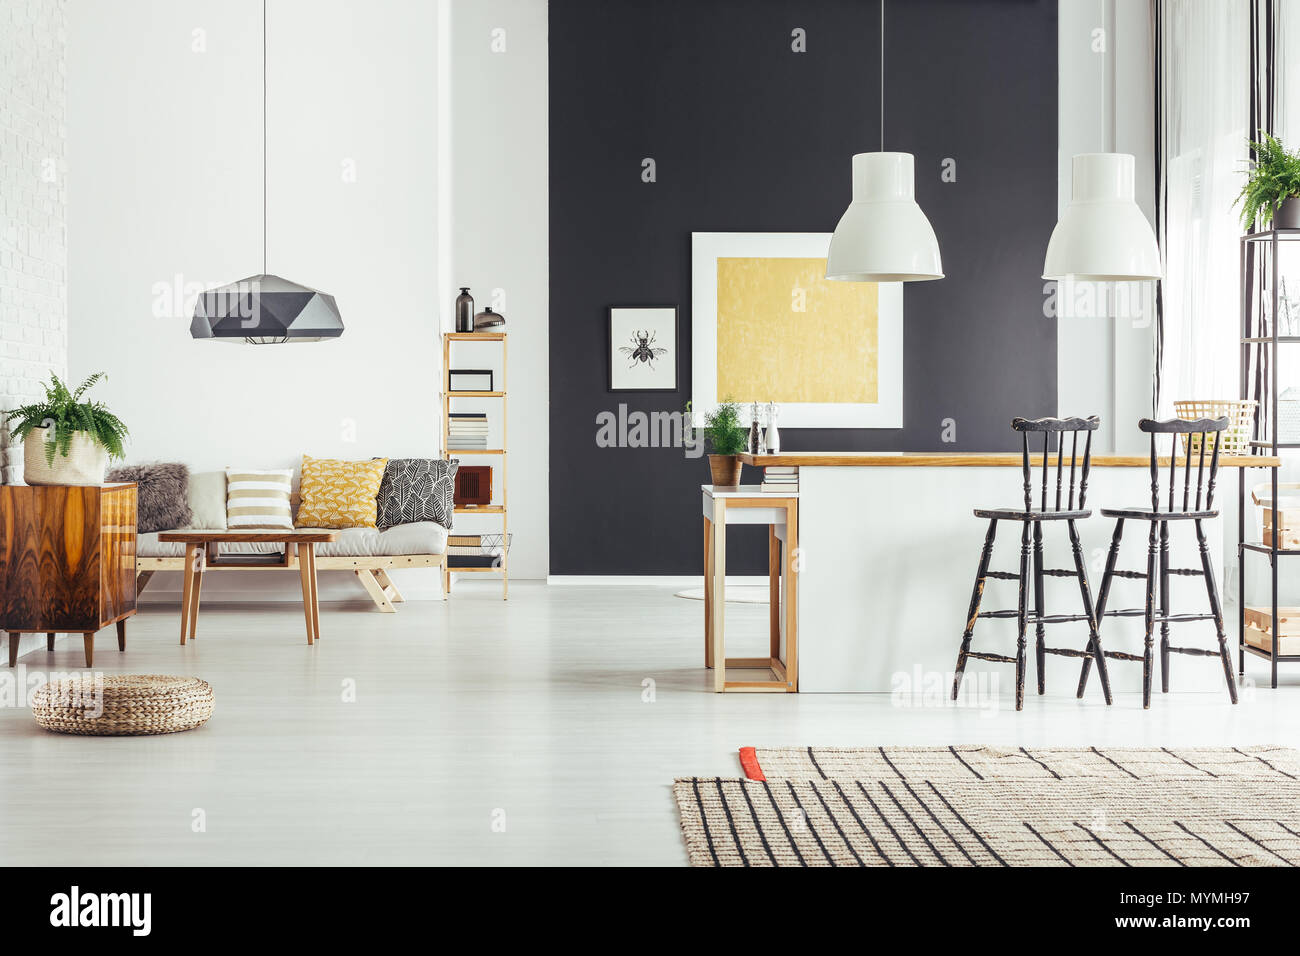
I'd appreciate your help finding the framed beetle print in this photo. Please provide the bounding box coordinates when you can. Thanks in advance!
[608,306,679,392]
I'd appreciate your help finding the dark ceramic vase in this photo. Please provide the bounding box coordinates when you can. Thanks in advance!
[455,288,475,332]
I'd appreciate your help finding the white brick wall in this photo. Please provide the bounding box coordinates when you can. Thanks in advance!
[0,0,67,484]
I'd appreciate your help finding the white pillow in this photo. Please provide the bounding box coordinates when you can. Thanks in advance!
[185,470,228,530]
[226,468,294,530]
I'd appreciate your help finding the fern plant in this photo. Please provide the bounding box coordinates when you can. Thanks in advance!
[700,399,749,456]
[1237,133,1300,231]
[3,373,128,466]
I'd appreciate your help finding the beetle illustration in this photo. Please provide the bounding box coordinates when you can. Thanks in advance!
[619,330,669,369]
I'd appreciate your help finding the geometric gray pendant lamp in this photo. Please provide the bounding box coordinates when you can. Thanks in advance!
[191,0,343,344]
[190,275,343,344]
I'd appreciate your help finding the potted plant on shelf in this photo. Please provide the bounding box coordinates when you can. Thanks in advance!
[3,373,128,485]
[1237,133,1300,231]
[691,399,748,487]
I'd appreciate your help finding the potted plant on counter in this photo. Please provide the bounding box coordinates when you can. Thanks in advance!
[692,399,748,488]
[1237,132,1300,231]
[3,373,128,485]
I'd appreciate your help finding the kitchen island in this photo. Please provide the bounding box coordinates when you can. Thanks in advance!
[739,451,1278,695]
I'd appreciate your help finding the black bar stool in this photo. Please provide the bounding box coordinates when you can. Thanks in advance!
[1079,416,1237,709]
[952,416,1111,711]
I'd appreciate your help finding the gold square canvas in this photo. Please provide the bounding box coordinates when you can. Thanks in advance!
[715,256,878,404]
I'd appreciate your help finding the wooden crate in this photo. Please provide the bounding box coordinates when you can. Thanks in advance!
[1244,606,1300,656]
[1252,483,1300,550]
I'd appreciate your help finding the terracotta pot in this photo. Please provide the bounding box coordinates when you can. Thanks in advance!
[708,454,742,487]
[1276,197,1300,230]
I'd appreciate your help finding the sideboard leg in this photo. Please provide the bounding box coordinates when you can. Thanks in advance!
[8,632,18,668]
[117,619,126,651]
[83,633,94,668]
[47,633,55,652]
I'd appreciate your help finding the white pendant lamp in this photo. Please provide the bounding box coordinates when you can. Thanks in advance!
[1042,153,1161,282]
[1042,2,1161,282]
[826,1,943,283]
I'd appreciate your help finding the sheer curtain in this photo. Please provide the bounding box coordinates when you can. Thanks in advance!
[1156,0,1248,414]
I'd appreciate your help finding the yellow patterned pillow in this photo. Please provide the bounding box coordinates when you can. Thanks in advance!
[295,455,389,529]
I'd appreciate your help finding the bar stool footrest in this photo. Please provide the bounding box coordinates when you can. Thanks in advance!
[984,571,1020,580]
[1110,570,1148,579]
[1043,646,1093,659]
[1102,608,1148,618]
[966,651,1017,663]
[1168,645,1220,657]
[1103,651,1144,662]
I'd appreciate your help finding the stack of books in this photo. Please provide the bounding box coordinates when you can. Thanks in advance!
[760,466,799,493]
[448,412,489,450]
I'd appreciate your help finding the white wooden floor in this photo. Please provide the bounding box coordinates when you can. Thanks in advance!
[1,583,1298,866]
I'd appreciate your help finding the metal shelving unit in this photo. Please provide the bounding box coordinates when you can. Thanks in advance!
[1238,226,1300,686]
[441,332,508,600]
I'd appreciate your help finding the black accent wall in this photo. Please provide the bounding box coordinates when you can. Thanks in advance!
[549,0,1059,574]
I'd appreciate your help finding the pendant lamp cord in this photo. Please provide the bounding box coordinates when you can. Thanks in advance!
[1099,0,1106,150]
[879,0,885,151]
[262,0,267,277]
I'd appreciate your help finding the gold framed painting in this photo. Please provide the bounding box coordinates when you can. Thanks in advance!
[690,232,902,428]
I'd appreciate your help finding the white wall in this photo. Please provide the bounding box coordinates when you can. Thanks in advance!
[448,0,548,581]
[67,0,441,599]
[1,0,67,485]
[2,0,68,660]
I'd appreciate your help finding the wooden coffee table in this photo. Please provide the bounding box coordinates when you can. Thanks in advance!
[157,531,338,645]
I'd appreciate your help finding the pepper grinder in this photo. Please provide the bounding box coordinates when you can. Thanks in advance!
[748,402,761,455]
[765,401,781,454]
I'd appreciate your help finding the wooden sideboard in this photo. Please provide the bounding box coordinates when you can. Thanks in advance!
[0,483,137,667]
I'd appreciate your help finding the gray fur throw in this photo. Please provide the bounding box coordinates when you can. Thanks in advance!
[106,462,193,534]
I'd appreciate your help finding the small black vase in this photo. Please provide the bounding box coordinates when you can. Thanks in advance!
[455,287,475,333]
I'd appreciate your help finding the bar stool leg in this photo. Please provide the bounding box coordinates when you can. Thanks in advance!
[1142,520,1160,710]
[1032,522,1046,695]
[1159,520,1171,693]
[1015,521,1032,711]
[952,519,998,701]
[1067,518,1112,705]
[1195,518,1238,704]
[1080,518,1124,697]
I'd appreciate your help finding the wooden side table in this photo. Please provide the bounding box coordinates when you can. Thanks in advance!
[157,530,337,645]
[0,483,138,668]
[702,484,798,692]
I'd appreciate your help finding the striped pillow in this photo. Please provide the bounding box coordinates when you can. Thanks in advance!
[226,468,294,529]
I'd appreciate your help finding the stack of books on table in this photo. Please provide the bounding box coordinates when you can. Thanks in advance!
[760,466,799,493]
[448,412,489,450]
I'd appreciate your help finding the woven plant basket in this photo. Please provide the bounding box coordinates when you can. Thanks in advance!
[31,675,214,736]
[23,428,109,485]
[1172,399,1257,456]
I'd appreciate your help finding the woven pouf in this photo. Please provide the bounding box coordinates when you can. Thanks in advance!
[32,675,214,736]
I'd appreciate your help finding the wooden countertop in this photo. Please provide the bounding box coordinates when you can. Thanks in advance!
[740,452,1281,468]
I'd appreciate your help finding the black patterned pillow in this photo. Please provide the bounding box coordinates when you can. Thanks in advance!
[376,458,457,530]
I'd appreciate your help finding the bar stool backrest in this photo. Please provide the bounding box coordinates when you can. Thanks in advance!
[1138,417,1230,513]
[1011,416,1101,512]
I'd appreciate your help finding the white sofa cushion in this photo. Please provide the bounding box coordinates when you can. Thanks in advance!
[136,522,447,559]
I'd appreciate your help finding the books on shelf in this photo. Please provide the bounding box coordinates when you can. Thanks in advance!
[449,412,490,449]
[760,466,798,494]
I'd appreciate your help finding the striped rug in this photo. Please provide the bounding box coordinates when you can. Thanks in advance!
[674,746,1300,867]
